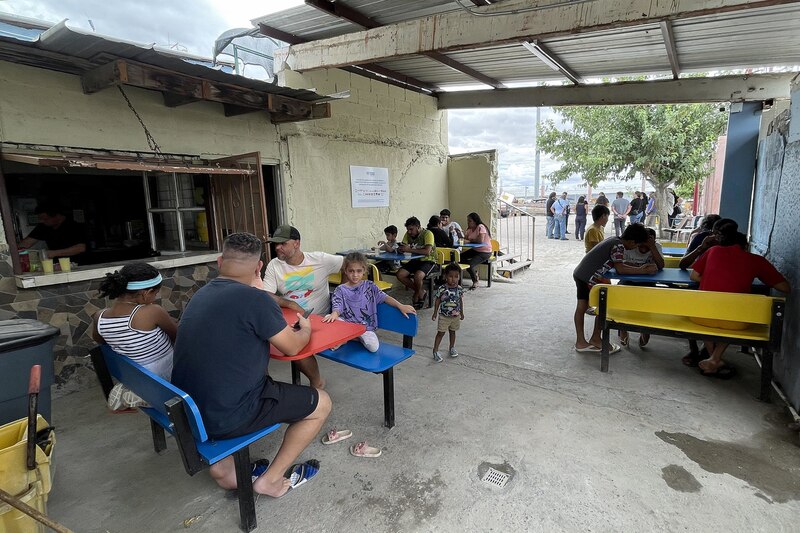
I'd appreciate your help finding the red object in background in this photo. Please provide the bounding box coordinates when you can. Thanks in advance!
[269,308,366,361]
[19,252,30,272]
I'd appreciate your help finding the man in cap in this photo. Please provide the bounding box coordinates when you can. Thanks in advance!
[262,225,343,389]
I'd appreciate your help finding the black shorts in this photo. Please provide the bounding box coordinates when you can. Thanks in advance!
[574,275,591,301]
[216,376,318,439]
[401,259,437,276]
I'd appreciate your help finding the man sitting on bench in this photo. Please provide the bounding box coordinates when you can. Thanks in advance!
[172,232,331,498]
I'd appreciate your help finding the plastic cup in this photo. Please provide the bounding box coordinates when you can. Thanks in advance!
[41,259,54,274]
[59,257,71,272]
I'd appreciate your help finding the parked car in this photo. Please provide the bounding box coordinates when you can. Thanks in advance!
[498,201,510,218]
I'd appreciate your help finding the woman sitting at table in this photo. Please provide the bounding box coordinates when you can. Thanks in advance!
[92,262,177,410]
[460,212,492,290]
[689,223,790,377]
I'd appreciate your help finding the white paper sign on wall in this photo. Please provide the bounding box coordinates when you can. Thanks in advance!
[350,165,389,208]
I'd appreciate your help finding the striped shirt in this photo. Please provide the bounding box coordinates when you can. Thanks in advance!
[97,305,173,379]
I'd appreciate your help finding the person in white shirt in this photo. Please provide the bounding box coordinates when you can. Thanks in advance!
[439,209,463,246]
[262,225,343,389]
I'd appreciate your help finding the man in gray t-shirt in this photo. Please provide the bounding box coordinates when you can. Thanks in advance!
[611,192,631,238]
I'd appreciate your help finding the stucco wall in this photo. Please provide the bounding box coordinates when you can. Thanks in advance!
[752,80,800,410]
[447,150,498,233]
[276,68,449,250]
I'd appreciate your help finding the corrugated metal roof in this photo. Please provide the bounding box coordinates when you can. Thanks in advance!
[0,19,327,102]
[256,1,800,92]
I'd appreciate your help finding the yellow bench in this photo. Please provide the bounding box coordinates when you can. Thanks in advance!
[663,256,681,268]
[588,284,784,400]
[659,241,688,249]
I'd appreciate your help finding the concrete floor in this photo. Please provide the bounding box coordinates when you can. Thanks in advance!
[45,234,800,532]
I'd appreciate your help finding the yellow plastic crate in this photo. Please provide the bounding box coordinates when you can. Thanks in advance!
[0,415,56,533]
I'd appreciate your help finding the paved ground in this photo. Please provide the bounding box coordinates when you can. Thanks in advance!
[45,232,800,532]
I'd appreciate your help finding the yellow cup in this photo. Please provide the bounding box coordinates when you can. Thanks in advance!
[59,257,71,272]
[41,259,54,274]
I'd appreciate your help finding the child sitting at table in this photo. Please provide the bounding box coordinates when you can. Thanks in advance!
[323,252,416,352]
[375,225,401,273]
[431,263,465,363]
[91,262,177,410]
[689,223,790,378]
[618,226,664,347]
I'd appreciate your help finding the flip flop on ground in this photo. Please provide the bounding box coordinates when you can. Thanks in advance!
[699,364,737,379]
[321,428,352,445]
[574,343,621,354]
[350,441,382,458]
[251,459,270,483]
[284,460,320,489]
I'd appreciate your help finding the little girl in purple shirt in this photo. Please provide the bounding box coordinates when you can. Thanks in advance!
[323,252,416,351]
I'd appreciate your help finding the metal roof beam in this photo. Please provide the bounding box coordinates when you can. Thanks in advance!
[274,0,800,71]
[302,0,504,89]
[437,74,795,108]
[660,21,681,80]
[522,40,582,85]
[258,21,437,94]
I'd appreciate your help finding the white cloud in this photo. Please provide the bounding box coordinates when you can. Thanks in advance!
[1,0,301,56]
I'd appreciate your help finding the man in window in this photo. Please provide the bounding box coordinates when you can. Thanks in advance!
[261,225,343,390]
[18,202,88,264]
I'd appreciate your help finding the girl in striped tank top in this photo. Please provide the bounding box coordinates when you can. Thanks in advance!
[91,263,177,411]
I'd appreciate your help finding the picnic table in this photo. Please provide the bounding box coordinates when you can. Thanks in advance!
[269,308,366,361]
[661,247,686,257]
[607,267,696,287]
[336,249,424,261]
[456,243,483,249]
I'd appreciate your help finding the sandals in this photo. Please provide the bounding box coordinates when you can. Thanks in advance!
[681,347,709,367]
[699,364,737,380]
[350,441,382,458]
[284,460,321,489]
[321,428,352,445]
[638,334,650,348]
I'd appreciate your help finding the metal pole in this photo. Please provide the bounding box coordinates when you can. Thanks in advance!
[534,107,541,198]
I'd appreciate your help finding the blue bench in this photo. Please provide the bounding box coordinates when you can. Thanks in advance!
[317,303,418,428]
[90,345,278,532]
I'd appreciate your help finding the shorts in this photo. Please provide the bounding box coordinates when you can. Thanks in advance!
[215,376,319,439]
[574,275,591,301]
[437,315,461,332]
[401,259,437,276]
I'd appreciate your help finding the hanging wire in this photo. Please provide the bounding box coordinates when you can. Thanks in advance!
[117,86,167,159]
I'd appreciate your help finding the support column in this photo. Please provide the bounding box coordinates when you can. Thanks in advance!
[718,102,762,233]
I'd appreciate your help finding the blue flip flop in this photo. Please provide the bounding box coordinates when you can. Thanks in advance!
[285,459,320,489]
[251,459,270,483]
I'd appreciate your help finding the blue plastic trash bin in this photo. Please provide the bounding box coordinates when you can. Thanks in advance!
[0,320,60,426]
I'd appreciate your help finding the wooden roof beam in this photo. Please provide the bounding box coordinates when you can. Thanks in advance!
[522,40,582,85]
[81,59,321,120]
[660,21,681,80]
[274,0,800,71]
[258,21,438,94]
[303,0,504,89]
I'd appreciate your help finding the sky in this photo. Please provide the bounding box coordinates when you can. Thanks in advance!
[1,0,635,198]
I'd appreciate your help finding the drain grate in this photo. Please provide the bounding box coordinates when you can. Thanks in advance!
[481,467,511,488]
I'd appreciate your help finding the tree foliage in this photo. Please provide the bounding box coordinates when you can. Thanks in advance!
[538,104,726,189]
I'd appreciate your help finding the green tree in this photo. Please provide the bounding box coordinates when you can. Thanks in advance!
[538,104,726,227]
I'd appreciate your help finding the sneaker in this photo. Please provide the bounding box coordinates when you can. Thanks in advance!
[433,351,443,363]
[449,347,459,358]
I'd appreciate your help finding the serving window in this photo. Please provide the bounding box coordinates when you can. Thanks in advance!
[0,151,271,277]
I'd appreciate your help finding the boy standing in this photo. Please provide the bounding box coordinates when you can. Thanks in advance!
[431,263,465,362]
[573,224,654,353]
[584,205,610,253]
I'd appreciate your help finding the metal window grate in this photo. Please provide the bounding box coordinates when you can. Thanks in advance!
[481,467,511,488]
